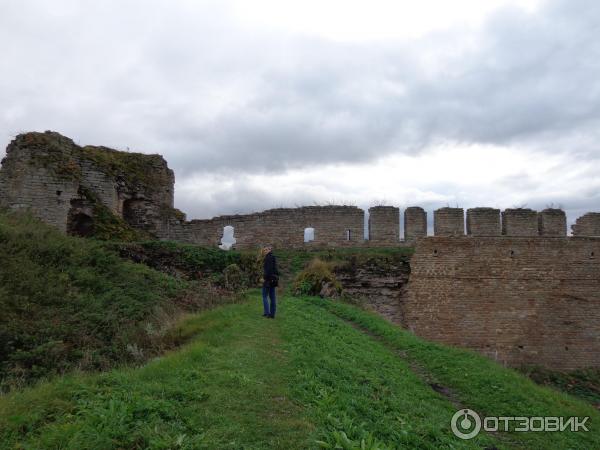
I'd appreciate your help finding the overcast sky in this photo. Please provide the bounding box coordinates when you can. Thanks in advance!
[1,0,599,231]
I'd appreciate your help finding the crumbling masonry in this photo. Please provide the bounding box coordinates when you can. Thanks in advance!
[0,132,179,237]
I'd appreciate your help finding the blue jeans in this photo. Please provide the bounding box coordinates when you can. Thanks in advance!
[262,286,276,317]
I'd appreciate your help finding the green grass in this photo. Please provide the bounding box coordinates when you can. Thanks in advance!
[0,212,237,391]
[316,298,600,449]
[522,366,600,406]
[0,299,313,449]
[2,292,598,449]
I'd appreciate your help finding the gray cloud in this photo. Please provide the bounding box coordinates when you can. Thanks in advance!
[0,0,599,221]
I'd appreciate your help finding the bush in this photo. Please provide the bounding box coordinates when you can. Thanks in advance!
[223,264,245,291]
[293,258,342,297]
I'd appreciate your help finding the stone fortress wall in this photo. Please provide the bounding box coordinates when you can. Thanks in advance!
[2,132,600,370]
[156,203,600,248]
[405,236,600,370]
[2,132,599,246]
[159,205,365,248]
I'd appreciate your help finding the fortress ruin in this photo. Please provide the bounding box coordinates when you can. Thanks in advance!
[1,131,599,370]
[1,131,598,246]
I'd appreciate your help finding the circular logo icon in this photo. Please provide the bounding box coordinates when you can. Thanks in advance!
[451,409,482,439]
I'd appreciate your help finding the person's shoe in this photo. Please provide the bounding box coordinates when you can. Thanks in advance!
[268,315,275,319]
[262,314,269,317]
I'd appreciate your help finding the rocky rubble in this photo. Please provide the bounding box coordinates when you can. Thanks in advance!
[334,255,410,324]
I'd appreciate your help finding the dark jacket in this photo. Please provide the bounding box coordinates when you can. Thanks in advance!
[263,252,279,287]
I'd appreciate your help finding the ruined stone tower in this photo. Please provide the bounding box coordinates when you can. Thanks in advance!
[0,131,183,237]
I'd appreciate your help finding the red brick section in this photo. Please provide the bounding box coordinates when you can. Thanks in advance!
[404,236,600,370]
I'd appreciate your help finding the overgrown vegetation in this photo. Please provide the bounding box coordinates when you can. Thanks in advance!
[78,187,148,242]
[522,366,600,407]
[293,258,341,296]
[112,240,262,285]
[21,132,83,181]
[82,145,170,194]
[19,131,165,188]
[0,211,240,392]
[276,246,413,283]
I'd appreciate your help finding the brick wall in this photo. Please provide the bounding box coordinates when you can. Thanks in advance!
[572,212,600,237]
[404,236,600,370]
[502,208,538,236]
[466,207,501,236]
[404,206,427,241]
[368,206,399,243]
[158,205,365,249]
[538,208,567,236]
[0,133,85,232]
[434,207,464,236]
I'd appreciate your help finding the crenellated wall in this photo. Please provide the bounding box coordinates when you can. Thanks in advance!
[2,132,600,248]
[3,132,600,370]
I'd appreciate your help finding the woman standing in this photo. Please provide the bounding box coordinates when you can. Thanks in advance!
[262,245,279,318]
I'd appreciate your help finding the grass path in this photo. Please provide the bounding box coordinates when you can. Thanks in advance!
[0,300,313,449]
[2,293,600,449]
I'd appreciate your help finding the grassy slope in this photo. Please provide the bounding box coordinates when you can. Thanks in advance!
[0,212,238,391]
[2,293,599,449]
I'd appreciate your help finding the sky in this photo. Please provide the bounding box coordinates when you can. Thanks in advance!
[1,0,599,232]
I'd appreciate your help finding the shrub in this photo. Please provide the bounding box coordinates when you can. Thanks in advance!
[223,264,245,291]
[293,258,342,297]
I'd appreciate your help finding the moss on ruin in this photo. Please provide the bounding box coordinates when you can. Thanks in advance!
[78,187,150,242]
[81,145,169,193]
[160,204,186,222]
[21,132,83,181]
[16,132,170,190]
